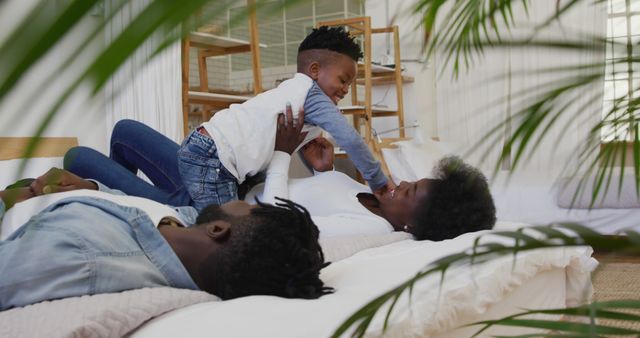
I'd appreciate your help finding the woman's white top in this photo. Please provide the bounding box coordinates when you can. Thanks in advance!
[246,153,393,237]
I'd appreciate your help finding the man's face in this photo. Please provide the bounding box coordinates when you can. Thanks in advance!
[316,53,357,104]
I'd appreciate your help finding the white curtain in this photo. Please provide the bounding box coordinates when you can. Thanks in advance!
[434,1,607,176]
[104,0,183,147]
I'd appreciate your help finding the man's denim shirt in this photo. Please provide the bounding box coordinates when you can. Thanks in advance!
[0,184,200,311]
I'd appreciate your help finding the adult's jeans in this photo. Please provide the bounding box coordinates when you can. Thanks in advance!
[64,119,193,207]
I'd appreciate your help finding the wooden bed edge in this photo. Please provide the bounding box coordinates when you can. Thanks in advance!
[0,137,79,161]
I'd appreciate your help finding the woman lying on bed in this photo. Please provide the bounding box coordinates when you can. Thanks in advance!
[245,136,497,239]
[64,108,496,240]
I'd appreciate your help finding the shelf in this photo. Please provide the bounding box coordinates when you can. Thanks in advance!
[188,91,252,105]
[182,2,263,136]
[189,32,266,50]
[339,105,398,117]
[356,75,414,86]
[356,63,398,77]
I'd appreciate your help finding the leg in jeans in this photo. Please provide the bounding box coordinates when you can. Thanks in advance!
[64,146,193,206]
[64,119,192,206]
[109,119,183,193]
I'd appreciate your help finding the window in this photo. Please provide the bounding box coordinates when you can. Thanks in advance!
[602,0,639,141]
[229,0,363,73]
[195,0,363,92]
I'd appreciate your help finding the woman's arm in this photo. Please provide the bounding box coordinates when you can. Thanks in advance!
[262,104,307,204]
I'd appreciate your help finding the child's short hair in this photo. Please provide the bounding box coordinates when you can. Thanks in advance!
[298,26,363,63]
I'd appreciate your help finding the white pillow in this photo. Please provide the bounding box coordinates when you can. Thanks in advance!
[381,139,452,183]
[0,158,64,189]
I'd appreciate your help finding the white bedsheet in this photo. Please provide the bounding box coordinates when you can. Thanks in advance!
[131,230,596,338]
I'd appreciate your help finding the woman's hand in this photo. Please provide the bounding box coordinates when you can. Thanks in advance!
[301,137,334,172]
[275,104,307,154]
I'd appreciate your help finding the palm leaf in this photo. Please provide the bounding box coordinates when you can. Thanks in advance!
[0,0,101,101]
[2,0,295,182]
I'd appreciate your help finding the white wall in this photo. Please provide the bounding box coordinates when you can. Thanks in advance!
[364,0,438,140]
[0,0,108,153]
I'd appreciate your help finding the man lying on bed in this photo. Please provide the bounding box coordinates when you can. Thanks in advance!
[0,168,331,311]
[246,137,497,240]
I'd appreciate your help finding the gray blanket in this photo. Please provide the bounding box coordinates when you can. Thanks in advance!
[0,287,217,338]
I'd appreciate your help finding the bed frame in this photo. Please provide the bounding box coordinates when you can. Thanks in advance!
[0,137,78,161]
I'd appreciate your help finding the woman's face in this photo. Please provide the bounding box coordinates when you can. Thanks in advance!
[373,179,433,232]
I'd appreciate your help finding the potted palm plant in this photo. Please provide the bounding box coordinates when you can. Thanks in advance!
[0,0,637,336]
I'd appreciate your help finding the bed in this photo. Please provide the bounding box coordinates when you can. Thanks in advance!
[128,225,595,338]
[0,193,595,337]
[0,230,594,337]
[0,137,597,338]
[380,138,640,234]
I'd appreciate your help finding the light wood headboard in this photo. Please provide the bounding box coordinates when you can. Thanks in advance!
[0,137,79,161]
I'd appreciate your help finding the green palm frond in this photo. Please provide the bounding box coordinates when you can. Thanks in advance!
[0,0,102,101]
[414,0,638,209]
[332,224,640,337]
[0,1,211,174]
[414,0,598,76]
[1,0,311,181]
[462,39,639,207]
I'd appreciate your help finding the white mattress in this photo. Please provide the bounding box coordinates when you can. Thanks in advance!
[131,269,567,338]
[131,230,595,338]
[491,171,640,234]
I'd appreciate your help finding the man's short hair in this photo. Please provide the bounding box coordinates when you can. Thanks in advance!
[197,198,332,300]
[411,156,496,241]
[297,26,362,70]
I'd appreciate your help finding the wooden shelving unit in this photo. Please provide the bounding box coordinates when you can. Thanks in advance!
[317,17,413,178]
[181,0,264,136]
[317,17,411,144]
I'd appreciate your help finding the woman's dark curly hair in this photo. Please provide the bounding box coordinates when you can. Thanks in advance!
[411,156,496,241]
[197,198,333,300]
[297,26,362,66]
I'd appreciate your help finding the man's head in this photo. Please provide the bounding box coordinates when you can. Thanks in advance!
[375,156,496,241]
[297,26,361,104]
[193,198,332,300]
